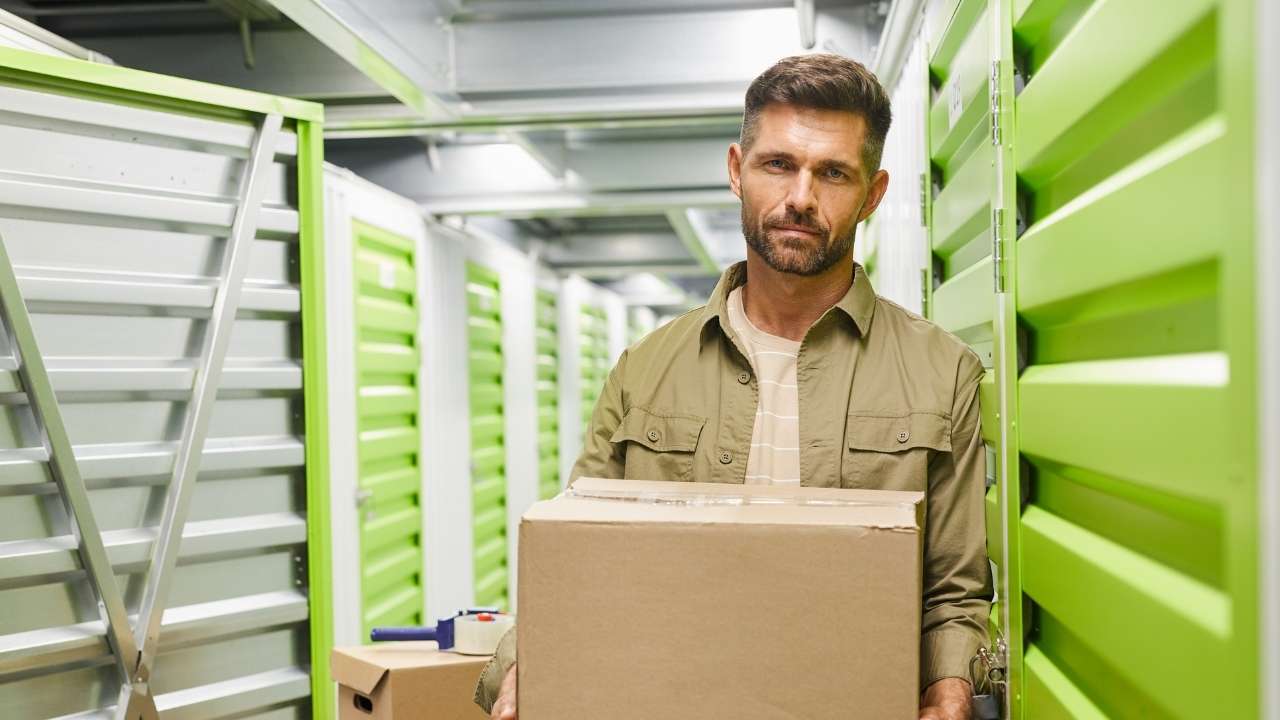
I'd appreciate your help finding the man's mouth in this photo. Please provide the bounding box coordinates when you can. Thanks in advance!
[769,223,822,236]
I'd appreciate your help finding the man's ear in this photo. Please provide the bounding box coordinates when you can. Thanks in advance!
[858,168,891,223]
[728,143,744,200]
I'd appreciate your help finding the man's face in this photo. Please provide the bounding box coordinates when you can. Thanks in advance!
[728,103,889,276]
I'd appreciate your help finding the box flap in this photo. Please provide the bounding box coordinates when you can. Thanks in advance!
[332,642,490,696]
[331,648,390,696]
[523,478,923,530]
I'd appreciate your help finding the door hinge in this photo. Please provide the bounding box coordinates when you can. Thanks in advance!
[990,59,1003,146]
[918,171,929,227]
[992,208,1006,293]
[920,267,930,316]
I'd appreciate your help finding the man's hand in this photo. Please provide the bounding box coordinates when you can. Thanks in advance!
[490,663,518,720]
[919,677,972,720]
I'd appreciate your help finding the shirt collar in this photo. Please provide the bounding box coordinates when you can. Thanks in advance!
[700,260,877,340]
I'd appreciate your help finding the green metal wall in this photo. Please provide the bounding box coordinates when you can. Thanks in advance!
[536,289,561,499]
[923,0,1007,648]
[1009,0,1257,717]
[467,262,509,609]
[578,305,610,437]
[352,220,424,639]
[918,0,1261,717]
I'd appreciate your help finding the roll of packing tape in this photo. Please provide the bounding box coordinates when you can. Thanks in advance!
[453,613,515,655]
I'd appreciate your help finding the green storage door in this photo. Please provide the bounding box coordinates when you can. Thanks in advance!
[353,220,424,639]
[579,304,610,435]
[536,289,561,499]
[923,0,1007,647]
[1009,0,1257,717]
[467,262,508,609]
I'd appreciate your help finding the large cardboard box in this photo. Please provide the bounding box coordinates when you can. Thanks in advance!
[518,478,924,719]
[331,642,489,720]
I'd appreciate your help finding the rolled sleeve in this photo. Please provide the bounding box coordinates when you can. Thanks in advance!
[474,626,517,713]
[920,351,994,689]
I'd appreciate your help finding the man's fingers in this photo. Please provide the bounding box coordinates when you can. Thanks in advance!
[491,664,518,719]
[491,697,516,720]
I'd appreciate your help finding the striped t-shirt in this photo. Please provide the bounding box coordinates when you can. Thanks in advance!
[726,286,801,486]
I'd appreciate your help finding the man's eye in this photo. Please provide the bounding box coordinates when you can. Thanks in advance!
[825,168,846,179]
[766,159,786,169]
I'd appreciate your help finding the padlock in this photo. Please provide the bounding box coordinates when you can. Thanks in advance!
[970,693,1000,720]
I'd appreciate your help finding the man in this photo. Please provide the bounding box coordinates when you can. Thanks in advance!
[478,54,992,720]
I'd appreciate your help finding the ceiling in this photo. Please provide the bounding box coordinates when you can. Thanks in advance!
[0,0,888,310]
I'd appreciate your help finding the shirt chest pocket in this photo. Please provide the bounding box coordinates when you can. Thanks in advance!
[842,412,951,491]
[610,407,706,482]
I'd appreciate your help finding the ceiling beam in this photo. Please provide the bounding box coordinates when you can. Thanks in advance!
[424,189,739,218]
[665,208,721,275]
[324,107,742,139]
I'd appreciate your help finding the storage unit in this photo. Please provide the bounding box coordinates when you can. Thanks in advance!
[351,219,424,639]
[556,276,629,485]
[466,262,510,610]
[873,0,1267,716]
[535,281,562,500]
[323,168,429,652]
[577,304,610,434]
[628,306,658,346]
[0,48,331,719]
[460,232,541,613]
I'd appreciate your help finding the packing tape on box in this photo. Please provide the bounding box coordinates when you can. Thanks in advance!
[453,613,515,655]
[565,486,912,509]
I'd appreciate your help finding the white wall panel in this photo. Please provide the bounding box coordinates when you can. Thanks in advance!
[858,28,929,313]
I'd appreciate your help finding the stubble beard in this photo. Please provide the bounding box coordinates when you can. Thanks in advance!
[741,203,857,277]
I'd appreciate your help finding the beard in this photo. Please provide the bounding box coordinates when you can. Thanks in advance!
[741,203,857,277]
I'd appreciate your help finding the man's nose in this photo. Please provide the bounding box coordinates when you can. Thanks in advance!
[784,171,817,217]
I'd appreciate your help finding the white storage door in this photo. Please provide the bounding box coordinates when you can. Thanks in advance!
[0,69,315,719]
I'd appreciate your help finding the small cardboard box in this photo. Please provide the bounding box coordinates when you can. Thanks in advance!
[331,642,490,720]
[518,478,925,720]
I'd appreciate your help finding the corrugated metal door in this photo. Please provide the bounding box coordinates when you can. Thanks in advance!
[578,305,609,437]
[1010,0,1258,717]
[922,0,1011,661]
[0,50,326,719]
[535,288,561,500]
[352,220,424,639]
[467,262,508,609]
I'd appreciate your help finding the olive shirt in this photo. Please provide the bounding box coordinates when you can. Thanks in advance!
[476,262,993,711]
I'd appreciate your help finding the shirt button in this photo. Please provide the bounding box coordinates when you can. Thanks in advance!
[897,431,910,443]
[647,430,660,442]
[737,372,751,385]
[719,451,733,464]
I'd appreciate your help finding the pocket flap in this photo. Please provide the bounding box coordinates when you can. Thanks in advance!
[610,407,705,452]
[846,412,951,453]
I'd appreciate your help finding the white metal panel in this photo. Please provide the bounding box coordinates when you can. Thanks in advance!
[321,166,361,650]
[857,26,928,313]
[419,223,476,620]
[0,76,309,719]
[0,10,109,61]
[452,6,875,94]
